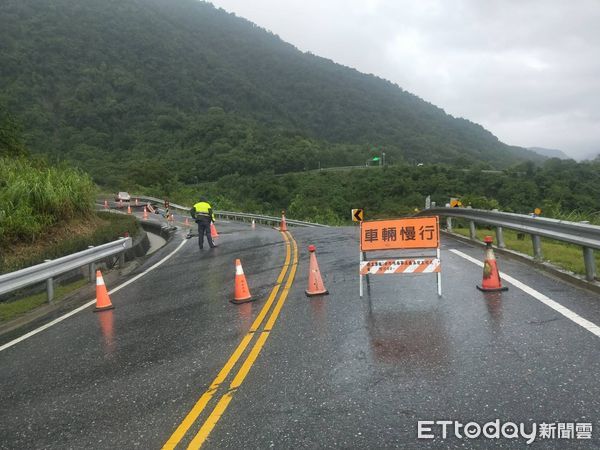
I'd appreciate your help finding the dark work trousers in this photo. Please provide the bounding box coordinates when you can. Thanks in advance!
[196,218,215,249]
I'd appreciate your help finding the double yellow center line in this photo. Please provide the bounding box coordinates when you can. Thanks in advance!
[163,231,298,449]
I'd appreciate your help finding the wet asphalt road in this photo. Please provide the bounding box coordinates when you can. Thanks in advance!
[1,221,599,449]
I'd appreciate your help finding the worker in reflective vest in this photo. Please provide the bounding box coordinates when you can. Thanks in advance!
[191,197,217,249]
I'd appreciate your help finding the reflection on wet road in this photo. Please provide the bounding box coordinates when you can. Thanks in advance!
[1,223,599,449]
[162,230,297,448]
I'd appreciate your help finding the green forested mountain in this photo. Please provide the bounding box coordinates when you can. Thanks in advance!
[528,147,570,160]
[0,0,543,188]
[186,158,600,224]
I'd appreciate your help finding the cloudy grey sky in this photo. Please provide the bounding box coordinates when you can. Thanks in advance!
[209,0,600,159]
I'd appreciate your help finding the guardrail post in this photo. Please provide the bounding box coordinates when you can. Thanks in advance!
[446,217,452,232]
[118,237,126,267]
[45,259,54,303]
[496,226,506,248]
[469,221,477,240]
[583,247,596,281]
[88,246,95,282]
[532,235,543,260]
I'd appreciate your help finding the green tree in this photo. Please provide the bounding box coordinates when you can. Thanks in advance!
[0,108,28,157]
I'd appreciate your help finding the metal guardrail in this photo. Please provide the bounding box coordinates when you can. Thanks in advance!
[417,207,599,281]
[132,195,189,212]
[5,193,322,305]
[0,237,132,302]
[133,195,329,228]
[215,210,328,228]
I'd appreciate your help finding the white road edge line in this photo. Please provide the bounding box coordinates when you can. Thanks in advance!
[450,248,600,338]
[0,238,189,353]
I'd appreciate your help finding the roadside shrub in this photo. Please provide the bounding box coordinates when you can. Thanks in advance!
[0,157,95,246]
[0,212,140,273]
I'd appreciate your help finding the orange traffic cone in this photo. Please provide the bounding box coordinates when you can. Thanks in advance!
[94,270,115,312]
[280,211,288,232]
[232,259,254,304]
[127,205,132,214]
[210,222,219,239]
[143,206,148,220]
[184,217,190,228]
[104,199,108,209]
[477,236,508,292]
[305,245,329,296]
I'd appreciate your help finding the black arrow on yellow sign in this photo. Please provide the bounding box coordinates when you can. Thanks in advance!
[352,209,364,222]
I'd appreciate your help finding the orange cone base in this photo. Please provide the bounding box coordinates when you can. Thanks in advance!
[476,285,508,292]
[230,296,256,305]
[305,288,329,297]
[93,304,115,312]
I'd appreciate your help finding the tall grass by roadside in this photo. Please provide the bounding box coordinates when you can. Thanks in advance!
[0,212,140,274]
[550,209,600,226]
[0,157,96,246]
[0,278,89,322]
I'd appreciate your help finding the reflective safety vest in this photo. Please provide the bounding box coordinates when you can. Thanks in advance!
[192,201,214,221]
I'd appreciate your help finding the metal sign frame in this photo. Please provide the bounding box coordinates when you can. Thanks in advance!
[359,216,441,297]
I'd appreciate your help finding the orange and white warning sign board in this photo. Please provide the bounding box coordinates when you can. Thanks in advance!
[359,216,442,297]
[360,216,439,251]
[360,258,441,275]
